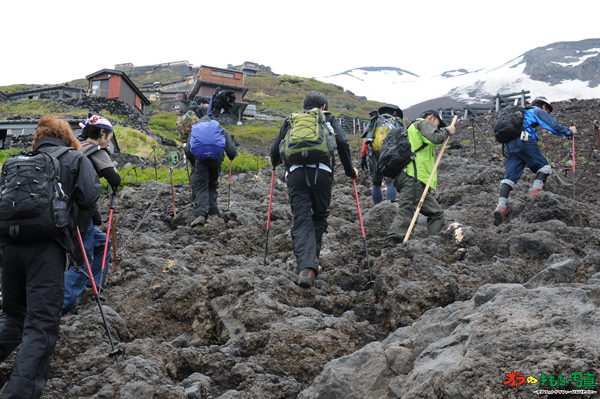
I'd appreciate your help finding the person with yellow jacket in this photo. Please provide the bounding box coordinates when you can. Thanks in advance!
[381,109,456,254]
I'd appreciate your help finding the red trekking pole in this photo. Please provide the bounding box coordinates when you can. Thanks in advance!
[100,187,117,291]
[228,159,233,210]
[352,178,374,284]
[76,226,123,365]
[264,166,276,266]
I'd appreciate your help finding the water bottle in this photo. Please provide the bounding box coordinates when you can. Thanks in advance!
[325,122,334,134]
[53,183,69,228]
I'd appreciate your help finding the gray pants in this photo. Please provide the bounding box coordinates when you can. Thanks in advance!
[384,171,445,248]
[192,157,223,217]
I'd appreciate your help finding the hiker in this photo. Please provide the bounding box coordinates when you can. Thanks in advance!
[178,99,209,164]
[177,101,203,143]
[360,105,404,204]
[0,116,101,398]
[63,114,121,313]
[269,91,358,288]
[494,96,576,225]
[190,92,237,227]
[381,109,455,254]
[360,140,398,203]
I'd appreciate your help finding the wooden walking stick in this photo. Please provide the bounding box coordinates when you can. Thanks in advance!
[169,167,177,217]
[404,115,458,242]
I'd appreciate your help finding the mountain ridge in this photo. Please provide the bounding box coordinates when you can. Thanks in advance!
[319,38,600,117]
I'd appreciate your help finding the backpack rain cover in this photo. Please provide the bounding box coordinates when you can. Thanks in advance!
[190,120,226,160]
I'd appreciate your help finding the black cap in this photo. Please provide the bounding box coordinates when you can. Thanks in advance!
[419,109,447,127]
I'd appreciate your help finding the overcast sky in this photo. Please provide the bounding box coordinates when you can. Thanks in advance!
[1,0,598,87]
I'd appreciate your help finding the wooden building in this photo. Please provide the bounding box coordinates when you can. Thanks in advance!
[188,65,249,121]
[86,69,150,115]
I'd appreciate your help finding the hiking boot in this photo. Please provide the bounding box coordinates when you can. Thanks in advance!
[493,205,506,226]
[298,268,316,288]
[527,187,543,199]
[191,215,206,227]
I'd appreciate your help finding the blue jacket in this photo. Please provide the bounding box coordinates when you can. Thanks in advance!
[523,106,573,142]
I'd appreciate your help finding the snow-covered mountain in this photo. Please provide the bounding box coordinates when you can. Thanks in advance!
[319,39,600,114]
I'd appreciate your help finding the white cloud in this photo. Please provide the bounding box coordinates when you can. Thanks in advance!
[1,0,599,92]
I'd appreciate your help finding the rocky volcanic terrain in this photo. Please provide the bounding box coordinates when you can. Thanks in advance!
[1,99,600,398]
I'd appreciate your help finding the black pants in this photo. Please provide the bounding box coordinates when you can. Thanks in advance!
[192,157,223,217]
[286,167,332,275]
[0,241,65,399]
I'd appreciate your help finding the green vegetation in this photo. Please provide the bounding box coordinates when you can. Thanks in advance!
[115,126,164,159]
[0,149,22,164]
[149,112,180,143]
[244,71,387,119]
[0,84,50,93]
[227,150,270,173]
[0,99,88,118]
[227,120,280,146]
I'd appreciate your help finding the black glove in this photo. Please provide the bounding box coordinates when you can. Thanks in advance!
[360,156,368,171]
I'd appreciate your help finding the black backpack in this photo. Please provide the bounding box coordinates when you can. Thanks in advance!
[378,125,426,178]
[0,147,72,243]
[493,105,526,143]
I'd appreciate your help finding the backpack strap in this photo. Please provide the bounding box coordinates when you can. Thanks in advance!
[42,147,73,181]
[47,146,73,159]
[82,143,105,158]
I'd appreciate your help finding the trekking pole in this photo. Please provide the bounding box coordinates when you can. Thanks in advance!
[100,187,117,294]
[263,166,276,266]
[572,133,576,200]
[352,178,374,284]
[186,158,191,192]
[76,226,123,365]
[152,145,157,180]
[404,115,458,242]
[169,167,177,216]
[470,117,477,160]
[594,120,600,151]
[227,159,232,210]
[111,221,118,272]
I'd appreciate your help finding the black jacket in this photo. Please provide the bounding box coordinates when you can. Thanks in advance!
[270,111,356,178]
[34,137,102,264]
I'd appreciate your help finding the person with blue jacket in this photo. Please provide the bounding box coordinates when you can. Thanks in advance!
[494,97,577,225]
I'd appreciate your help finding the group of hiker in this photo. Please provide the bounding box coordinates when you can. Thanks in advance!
[0,86,576,396]
[268,91,575,288]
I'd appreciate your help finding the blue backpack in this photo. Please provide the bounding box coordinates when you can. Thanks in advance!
[190,118,226,160]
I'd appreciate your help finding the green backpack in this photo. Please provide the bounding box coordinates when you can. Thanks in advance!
[279,108,337,165]
[363,113,404,152]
